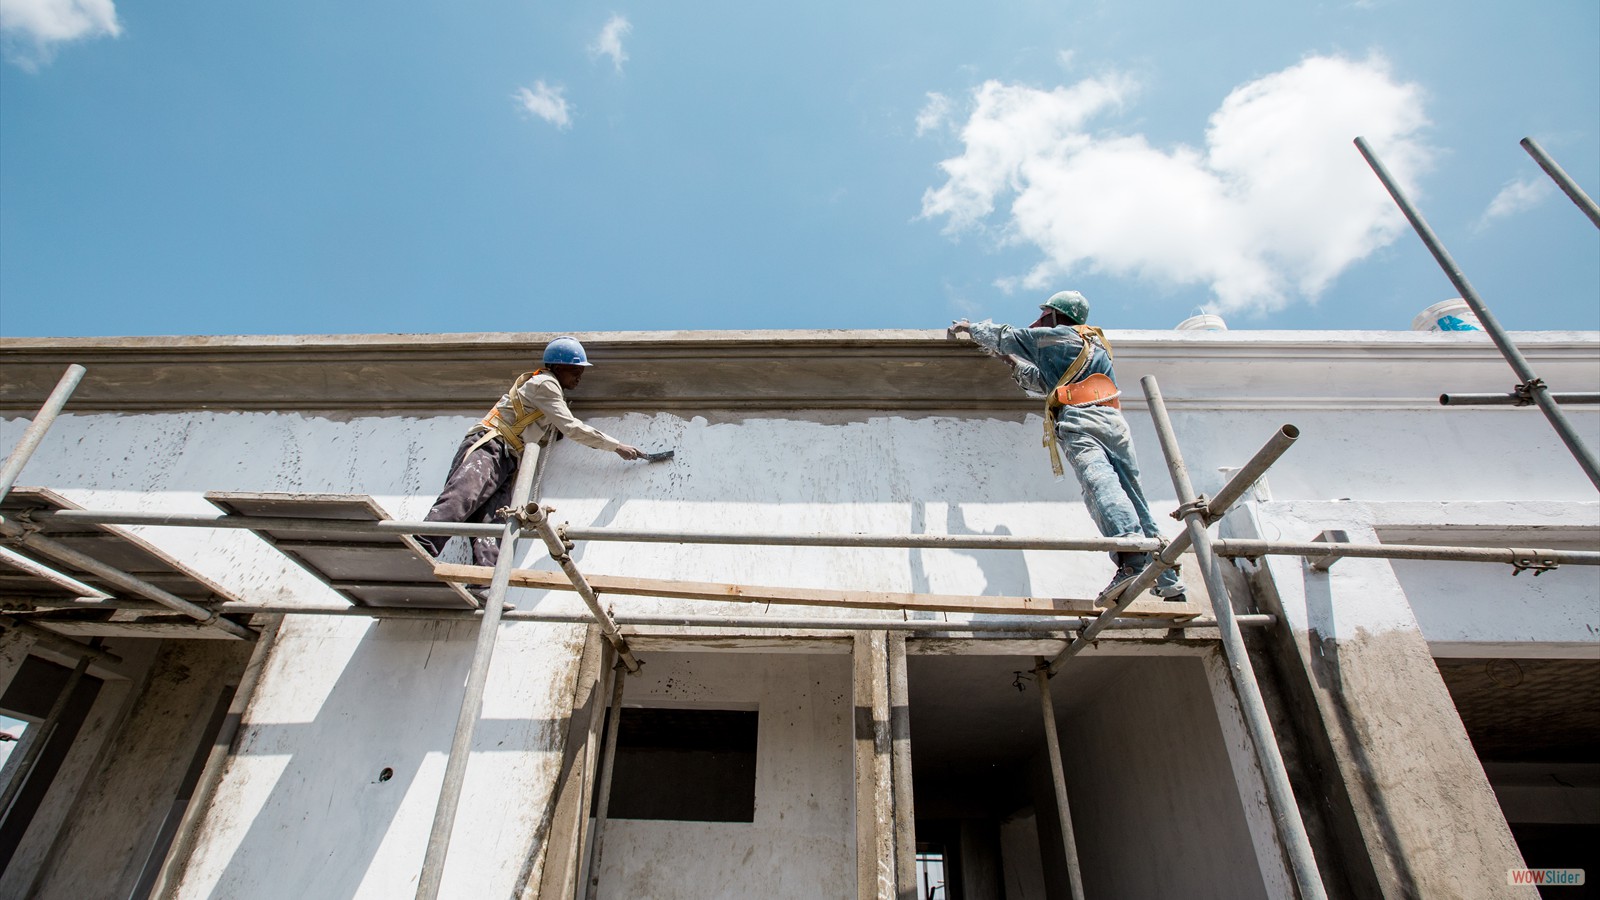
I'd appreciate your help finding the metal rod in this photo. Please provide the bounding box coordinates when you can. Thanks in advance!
[416,441,543,900]
[1205,425,1299,521]
[1044,420,1298,673]
[1034,661,1085,900]
[25,506,1591,568]
[0,522,256,641]
[16,598,1271,633]
[0,616,123,665]
[1141,375,1327,899]
[581,664,627,900]
[560,526,1162,553]
[1441,392,1600,407]
[1213,540,1599,567]
[1356,136,1600,490]
[0,365,86,507]
[1521,136,1600,228]
[0,644,93,823]
[525,506,641,673]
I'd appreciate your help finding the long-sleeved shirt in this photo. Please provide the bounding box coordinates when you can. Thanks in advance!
[966,320,1116,398]
[487,371,622,452]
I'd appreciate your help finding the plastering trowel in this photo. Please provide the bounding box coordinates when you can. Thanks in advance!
[641,450,675,462]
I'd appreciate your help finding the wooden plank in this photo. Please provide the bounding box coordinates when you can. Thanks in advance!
[205,491,478,610]
[1,487,241,605]
[434,563,1201,620]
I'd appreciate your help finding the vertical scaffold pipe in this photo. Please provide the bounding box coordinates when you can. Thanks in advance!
[0,365,87,505]
[1355,136,1600,490]
[1034,662,1085,900]
[1142,375,1327,900]
[415,441,544,900]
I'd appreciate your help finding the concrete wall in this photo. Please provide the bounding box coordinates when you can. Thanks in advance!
[591,650,855,899]
[1,329,1595,896]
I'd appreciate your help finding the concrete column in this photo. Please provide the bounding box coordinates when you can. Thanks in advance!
[1239,503,1536,899]
[852,631,894,900]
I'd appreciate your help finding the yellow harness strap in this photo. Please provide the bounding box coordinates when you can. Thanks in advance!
[1042,326,1114,476]
[466,370,547,456]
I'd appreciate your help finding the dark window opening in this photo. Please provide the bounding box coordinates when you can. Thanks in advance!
[0,655,105,875]
[602,707,757,823]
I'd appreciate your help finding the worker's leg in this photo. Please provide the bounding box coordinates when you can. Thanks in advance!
[1058,410,1184,597]
[418,434,518,560]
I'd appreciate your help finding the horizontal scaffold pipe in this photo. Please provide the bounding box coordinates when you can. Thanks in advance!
[1211,540,1600,567]
[21,509,1597,566]
[16,599,1273,633]
[1441,392,1600,406]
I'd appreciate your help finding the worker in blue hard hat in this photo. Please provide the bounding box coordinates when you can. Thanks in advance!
[949,291,1185,603]
[419,336,642,582]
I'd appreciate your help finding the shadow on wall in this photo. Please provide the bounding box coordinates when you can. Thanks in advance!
[187,618,570,898]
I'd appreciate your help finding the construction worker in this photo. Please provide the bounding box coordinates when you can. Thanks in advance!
[418,336,642,578]
[949,291,1184,603]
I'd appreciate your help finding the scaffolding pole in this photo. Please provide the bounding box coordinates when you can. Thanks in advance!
[1034,659,1085,900]
[1521,136,1600,228]
[0,365,86,506]
[0,522,257,641]
[15,597,1272,634]
[1441,391,1600,407]
[28,509,1595,571]
[415,441,544,900]
[1142,375,1327,900]
[522,506,641,673]
[1356,136,1600,490]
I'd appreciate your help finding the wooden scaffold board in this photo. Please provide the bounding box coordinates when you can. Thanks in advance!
[206,492,478,610]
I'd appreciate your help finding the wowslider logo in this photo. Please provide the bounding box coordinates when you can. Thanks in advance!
[1508,868,1585,886]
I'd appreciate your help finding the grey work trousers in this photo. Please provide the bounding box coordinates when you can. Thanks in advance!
[418,431,520,569]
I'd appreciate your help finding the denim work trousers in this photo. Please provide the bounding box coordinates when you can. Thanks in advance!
[418,431,520,569]
[1055,406,1182,593]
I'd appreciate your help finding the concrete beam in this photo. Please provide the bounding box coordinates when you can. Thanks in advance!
[4,330,1595,416]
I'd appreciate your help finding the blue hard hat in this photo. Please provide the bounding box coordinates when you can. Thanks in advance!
[542,336,593,367]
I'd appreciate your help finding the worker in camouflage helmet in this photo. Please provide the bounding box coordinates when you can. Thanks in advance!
[419,336,642,586]
[949,291,1184,603]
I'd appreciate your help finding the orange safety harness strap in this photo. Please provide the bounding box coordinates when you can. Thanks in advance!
[1041,326,1120,476]
[466,370,547,456]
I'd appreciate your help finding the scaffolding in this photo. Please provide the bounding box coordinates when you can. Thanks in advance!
[0,139,1597,899]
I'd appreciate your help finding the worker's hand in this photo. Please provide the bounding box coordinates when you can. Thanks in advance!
[615,444,644,460]
[947,319,971,338]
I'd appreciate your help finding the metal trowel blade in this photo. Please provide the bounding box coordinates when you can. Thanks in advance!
[643,450,675,462]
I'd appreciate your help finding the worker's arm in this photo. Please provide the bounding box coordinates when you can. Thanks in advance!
[521,378,641,458]
[952,319,1053,395]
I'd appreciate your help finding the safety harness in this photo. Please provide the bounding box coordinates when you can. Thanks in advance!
[1043,326,1121,477]
[464,370,547,457]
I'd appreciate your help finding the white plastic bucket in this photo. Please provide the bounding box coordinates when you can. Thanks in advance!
[1176,313,1228,331]
[1412,298,1482,332]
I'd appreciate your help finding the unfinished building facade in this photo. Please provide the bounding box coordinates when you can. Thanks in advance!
[0,326,1596,899]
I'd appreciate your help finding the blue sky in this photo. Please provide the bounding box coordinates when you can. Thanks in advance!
[1,0,1596,337]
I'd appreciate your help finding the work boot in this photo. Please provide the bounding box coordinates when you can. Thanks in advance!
[1099,561,1144,606]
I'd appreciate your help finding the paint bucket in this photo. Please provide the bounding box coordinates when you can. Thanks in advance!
[1175,313,1228,331]
[1411,298,1482,332]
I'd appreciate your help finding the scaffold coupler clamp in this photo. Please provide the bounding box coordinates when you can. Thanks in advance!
[1513,378,1545,407]
[1171,496,1210,523]
[1510,550,1558,576]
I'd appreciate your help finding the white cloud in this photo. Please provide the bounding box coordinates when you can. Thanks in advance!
[915,92,951,137]
[919,55,1432,315]
[589,14,631,73]
[0,0,120,70]
[515,81,572,130]
[1475,175,1550,232]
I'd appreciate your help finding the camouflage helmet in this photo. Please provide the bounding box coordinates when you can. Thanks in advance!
[1041,291,1090,325]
